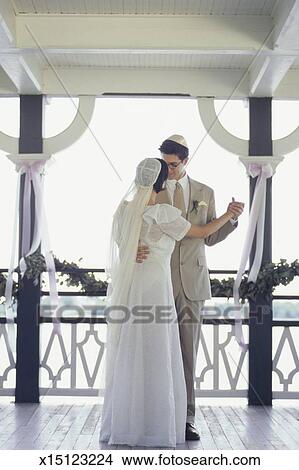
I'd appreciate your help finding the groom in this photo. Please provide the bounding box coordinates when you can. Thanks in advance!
[137,135,244,440]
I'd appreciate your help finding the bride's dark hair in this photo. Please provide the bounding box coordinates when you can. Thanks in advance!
[153,158,168,193]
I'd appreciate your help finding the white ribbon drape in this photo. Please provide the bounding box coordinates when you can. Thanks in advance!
[233,163,273,352]
[5,159,61,352]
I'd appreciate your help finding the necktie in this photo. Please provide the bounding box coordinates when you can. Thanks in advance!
[173,182,186,218]
[171,182,185,292]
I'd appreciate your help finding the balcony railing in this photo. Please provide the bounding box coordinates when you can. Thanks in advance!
[0,268,298,399]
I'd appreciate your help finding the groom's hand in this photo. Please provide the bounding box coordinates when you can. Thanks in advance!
[136,245,150,263]
[227,200,245,220]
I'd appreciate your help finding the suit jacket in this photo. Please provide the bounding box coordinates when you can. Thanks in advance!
[156,176,237,301]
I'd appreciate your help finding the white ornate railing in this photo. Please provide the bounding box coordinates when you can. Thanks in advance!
[273,325,299,398]
[0,323,15,395]
[1,320,298,398]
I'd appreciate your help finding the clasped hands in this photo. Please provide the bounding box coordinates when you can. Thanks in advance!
[227,198,245,220]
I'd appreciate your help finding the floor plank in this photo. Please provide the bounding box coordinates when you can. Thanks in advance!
[0,400,298,450]
[235,406,277,450]
[43,405,85,450]
[88,412,118,450]
[0,403,48,449]
[195,406,217,450]
[13,404,66,450]
[271,407,299,443]
[212,406,246,450]
[58,405,94,450]
[200,406,232,449]
[241,406,289,450]
[222,406,270,449]
[260,407,299,449]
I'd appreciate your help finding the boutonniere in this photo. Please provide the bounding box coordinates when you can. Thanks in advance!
[190,200,208,214]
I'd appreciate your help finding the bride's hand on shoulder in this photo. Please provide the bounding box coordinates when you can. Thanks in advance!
[136,244,150,263]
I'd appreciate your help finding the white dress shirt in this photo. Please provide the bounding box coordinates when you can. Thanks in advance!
[166,173,237,225]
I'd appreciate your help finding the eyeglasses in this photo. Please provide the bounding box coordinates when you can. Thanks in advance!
[166,162,181,169]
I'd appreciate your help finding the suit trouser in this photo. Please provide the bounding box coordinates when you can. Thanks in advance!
[173,282,204,425]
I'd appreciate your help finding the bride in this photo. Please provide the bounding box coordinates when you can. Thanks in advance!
[99,158,235,448]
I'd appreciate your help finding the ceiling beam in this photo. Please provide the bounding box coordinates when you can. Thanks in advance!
[42,66,299,99]
[2,47,299,57]
[249,0,299,96]
[0,52,42,94]
[0,3,42,93]
[1,63,299,99]
[43,66,248,97]
[0,66,17,94]
[249,55,295,96]
[16,15,273,51]
[273,0,299,48]
[0,0,16,44]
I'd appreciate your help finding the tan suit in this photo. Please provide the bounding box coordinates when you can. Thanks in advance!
[157,176,237,423]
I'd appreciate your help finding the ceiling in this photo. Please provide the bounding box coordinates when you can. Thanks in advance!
[1,0,299,98]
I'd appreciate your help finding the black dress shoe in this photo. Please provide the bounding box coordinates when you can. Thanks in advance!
[185,423,200,441]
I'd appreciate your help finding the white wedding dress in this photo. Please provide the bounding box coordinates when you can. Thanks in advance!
[99,203,191,448]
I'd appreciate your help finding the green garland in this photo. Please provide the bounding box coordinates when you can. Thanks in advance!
[211,258,299,302]
[0,253,298,305]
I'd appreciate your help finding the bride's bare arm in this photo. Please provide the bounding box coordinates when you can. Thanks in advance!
[186,211,234,239]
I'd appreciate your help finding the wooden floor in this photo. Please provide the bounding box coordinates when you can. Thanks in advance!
[0,399,298,450]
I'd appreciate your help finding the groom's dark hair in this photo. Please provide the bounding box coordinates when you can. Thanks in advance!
[159,140,189,161]
[153,158,168,193]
